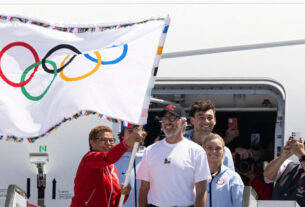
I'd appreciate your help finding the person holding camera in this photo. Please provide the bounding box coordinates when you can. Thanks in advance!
[203,133,244,207]
[234,140,274,200]
[263,136,305,207]
[236,154,273,200]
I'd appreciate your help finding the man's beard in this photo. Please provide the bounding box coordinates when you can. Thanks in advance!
[164,127,181,139]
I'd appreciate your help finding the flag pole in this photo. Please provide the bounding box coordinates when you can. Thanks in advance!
[118,15,170,207]
[118,141,139,207]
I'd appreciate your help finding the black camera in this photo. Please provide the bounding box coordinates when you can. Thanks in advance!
[235,154,264,175]
[235,154,254,173]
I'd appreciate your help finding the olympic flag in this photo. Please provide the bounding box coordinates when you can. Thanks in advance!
[0,15,170,141]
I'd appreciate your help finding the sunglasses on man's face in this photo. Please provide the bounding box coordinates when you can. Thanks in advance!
[160,115,179,123]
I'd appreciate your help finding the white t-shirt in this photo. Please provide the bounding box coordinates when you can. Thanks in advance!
[137,138,211,207]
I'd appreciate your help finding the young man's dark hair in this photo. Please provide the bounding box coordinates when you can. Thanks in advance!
[189,100,216,118]
[117,125,140,141]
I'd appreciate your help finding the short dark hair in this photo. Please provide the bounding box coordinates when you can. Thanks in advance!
[118,125,139,141]
[89,125,114,150]
[189,100,216,117]
[118,130,124,141]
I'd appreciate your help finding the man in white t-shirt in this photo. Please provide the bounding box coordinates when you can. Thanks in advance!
[137,104,211,207]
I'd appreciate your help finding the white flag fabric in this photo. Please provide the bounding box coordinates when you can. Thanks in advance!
[0,15,169,140]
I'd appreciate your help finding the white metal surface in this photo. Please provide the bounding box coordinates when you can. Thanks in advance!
[258,201,300,207]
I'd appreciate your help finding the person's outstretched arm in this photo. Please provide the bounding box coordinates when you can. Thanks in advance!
[263,138,293,181]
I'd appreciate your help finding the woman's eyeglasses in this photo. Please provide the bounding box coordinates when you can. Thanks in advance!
[95,138,116,143]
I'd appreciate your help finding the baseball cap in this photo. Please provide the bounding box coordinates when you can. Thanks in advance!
[160,104,186,118]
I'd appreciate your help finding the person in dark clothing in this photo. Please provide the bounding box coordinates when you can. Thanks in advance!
[240,164,273,200]
[263,136,305,206]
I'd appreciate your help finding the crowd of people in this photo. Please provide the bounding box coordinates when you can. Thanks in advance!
[70,100,305,207]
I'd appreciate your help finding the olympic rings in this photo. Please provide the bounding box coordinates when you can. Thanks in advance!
[21,60,57,101]
[0,42,40,87]
[41,44,81,74]
[84,44,128,65]
[0,41,128,101]
[60,51,102,81]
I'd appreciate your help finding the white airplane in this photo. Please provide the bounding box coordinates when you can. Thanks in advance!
[0,1,304,206]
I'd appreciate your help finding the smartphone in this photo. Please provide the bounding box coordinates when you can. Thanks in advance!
[228,118,238,130]
[250,133,261,146]
[292,131,301,140]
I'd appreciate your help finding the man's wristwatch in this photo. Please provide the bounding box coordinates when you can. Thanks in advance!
[299,155,305,162]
